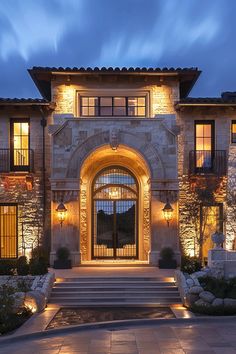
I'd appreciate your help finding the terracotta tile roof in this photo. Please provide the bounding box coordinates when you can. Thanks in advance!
[28,66,201,101]
[176,95,236,106]
[0,98,49,105]
[30,66,199,73]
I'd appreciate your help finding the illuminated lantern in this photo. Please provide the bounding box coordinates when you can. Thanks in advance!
[56,201,67,227]
[162,200,174,227]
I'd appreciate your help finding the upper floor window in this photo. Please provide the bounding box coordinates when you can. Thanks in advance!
[194,121,214,171]
[10,119,30,171]
[80,96,146,117]
[231,121,236,143]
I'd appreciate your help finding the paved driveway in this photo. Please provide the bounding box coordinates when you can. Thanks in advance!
[1,318,236,354]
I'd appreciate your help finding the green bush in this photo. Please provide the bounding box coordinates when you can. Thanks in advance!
[56,247,70,261]
[17,256,29,276]
[0,284,15,322]
[191,303,236,316]
[181,255,202,274]
[31,246,49,263]
[29,256,48,275]
[199,276,236,299]
[0,259,17,275]
[160,247,174,260]
[0,307,31,335]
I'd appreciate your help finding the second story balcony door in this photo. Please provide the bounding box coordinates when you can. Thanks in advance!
[10,119,30,171]
[194,121,214,173]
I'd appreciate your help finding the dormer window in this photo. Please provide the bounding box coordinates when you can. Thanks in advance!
[80,96,146,117]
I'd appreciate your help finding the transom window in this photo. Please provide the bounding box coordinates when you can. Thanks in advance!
[80,96,146,117]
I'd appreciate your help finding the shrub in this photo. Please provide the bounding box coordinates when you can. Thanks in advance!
[0,284,15,322]
[17,256,29,276]
[181,255,202,274]
[56,247,70,261]
[160,247,174,260]
[191,303,236,316]
[31,246,49,264]
[0,259,17,275]
[199,276,236,299]
[29,256,48,275]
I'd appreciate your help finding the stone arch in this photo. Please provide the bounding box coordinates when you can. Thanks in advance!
[79,145,151,261]
[66,130,165,179]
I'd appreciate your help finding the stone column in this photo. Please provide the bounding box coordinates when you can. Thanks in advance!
[148,179,179,266]
[50,179,81,266]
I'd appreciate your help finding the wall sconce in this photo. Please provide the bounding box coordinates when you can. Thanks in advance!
[162,199,174,227]
[56,200,67,227]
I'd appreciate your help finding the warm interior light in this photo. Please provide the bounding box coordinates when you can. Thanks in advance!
[162,200,174,227]
[109,187,119,199]
[56,201,67,227]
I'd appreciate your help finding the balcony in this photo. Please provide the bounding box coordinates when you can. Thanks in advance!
[189,150,227,176]
[0,149,34,173]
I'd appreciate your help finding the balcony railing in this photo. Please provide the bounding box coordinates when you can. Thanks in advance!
[0,149,34,173]
[189,150,227,176]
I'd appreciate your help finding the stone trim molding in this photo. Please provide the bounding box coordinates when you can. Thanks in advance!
[66,130,165,179]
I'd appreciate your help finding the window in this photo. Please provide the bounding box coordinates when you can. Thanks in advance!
[0,204,17,259]
[80,96,146,117]
[195,121,214,170]
[231,121,236,143]
[10,119,30,171]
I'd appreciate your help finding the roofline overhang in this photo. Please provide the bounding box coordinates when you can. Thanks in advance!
[28,67,201,101]
[176,102,236,108]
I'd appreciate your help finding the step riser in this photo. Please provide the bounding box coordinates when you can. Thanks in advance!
[51,292,179,297]
[53,288,178,294]
[49,277,181,306]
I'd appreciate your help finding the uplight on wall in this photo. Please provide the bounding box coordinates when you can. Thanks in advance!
[162,199,174,227]
[56,200,67,227]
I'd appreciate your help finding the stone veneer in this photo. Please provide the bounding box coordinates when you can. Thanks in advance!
[49,77,180,265]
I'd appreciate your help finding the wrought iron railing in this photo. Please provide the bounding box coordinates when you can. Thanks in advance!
[0,149,34,172]
[189,150,227,176]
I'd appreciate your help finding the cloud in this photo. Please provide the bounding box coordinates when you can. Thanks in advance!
[0,0,235,97]
[0,0,83,60]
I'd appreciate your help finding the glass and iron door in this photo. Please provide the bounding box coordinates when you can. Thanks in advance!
[92,167,138,259]
[195,121,214,173]
[10,119,30,171]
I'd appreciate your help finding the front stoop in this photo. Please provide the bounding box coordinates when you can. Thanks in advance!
[48,276,181,306]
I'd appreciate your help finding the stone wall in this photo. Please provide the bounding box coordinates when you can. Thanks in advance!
[0,108,50,258]
[177,107,235,256]
[51,76,179,117]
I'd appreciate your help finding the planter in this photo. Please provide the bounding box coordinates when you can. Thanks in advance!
[159,259,177,269]
[53,259,72,269]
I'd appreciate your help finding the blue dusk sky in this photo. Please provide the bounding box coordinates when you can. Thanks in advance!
[0,0,235,98]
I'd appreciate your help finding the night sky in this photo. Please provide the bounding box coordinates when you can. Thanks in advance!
[0,0,236,98]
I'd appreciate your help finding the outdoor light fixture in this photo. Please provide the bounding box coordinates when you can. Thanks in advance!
[56,200,67,227]
[162,199,174,227]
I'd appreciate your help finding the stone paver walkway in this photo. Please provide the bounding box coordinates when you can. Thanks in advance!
[1,319,236,354]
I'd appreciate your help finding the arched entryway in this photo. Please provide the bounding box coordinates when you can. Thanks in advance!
[92,166,138,259]
[79,144,151,262]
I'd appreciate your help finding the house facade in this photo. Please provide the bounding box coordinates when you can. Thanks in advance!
[1,67,236,266]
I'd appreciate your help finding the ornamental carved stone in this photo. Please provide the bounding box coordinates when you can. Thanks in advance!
[110,128,120,150]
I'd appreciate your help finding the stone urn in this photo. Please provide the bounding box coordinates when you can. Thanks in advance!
[211,231,225,248]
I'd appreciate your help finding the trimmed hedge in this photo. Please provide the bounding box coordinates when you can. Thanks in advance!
[191,303,236,316]
[181,255,202,274]
[199,276,236,299]
[0,259,17,275]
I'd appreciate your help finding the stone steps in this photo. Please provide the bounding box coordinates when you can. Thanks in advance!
[49,276,181,306]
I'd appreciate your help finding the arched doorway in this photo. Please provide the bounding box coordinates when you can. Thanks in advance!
[92,166,138,259]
